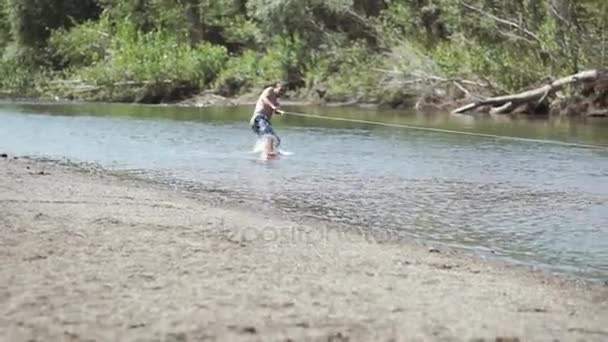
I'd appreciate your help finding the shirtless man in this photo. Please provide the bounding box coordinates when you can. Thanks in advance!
[250,82,287,155]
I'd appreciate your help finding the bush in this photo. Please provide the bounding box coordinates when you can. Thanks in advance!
[78,21,227,85]
[303,41,384,102]
[48,17,112,69]
[0,53,51,97]
[215,36,306,96]
[62,20,228,101]
[5,0,101,49]
[432,34,548,90]
[214,50,260,96]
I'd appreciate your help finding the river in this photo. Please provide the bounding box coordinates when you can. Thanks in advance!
[1,102,607,281]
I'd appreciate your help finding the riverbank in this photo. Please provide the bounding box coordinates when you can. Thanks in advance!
[4,84,607,120]
[1,155,607,341]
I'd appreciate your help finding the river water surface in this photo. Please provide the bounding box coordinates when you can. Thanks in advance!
[1,102,607,281]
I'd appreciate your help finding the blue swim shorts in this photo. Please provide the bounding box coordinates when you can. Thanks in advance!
[251,113,281,146]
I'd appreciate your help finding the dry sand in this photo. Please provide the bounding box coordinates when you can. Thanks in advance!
[1,156,607,342]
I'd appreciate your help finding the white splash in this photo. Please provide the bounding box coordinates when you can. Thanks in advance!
[251,136,293,157]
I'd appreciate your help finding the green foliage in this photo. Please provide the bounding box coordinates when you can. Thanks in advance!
[5,0,100,49]
[0,54,50,96]
[246,0,321,38]
[247,0,378,47]
[214,50,260,95]
[0,1,10,51]
[0,58,32,94]
[217,15,261,50]
[76,20,228,86]
[378,0,607,91]
[0,0,606,103]
[48,17,112,68]
[432,34,548,90]
[46,19,226,102]
[215,36,306,96]
[303,41,383,101]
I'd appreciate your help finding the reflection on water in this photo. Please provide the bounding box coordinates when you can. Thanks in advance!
[1,102,607,280]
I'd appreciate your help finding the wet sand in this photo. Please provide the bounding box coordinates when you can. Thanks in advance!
[1,156,607,341]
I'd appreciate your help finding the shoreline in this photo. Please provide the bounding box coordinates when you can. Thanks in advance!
[24,156,608,286]
[2,95,608,124]
[1,155,608,341]
[14,156,608,287]
[0,95,385,112]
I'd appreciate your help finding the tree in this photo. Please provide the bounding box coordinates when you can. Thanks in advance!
[246,0,379,47]
[6,0,101,50]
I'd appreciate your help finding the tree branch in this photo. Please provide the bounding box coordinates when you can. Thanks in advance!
[452,70,599,114]
[459,1,542,44]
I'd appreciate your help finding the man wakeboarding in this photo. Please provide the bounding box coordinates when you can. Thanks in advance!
[249,81,287,158]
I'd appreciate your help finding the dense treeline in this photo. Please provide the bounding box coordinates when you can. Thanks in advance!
[0,0,606,107]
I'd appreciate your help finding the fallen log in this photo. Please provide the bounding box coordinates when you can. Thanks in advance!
[588,109,608,117]
[489,101,514,115]
[452,69,599,114]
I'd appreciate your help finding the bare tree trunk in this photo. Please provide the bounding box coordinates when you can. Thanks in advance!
[183,0,204,44]
[602,2,608,66]
[452,70,599,114]
[549,0,583,74]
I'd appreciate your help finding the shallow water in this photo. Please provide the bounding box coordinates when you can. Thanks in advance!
[1,102,607,280]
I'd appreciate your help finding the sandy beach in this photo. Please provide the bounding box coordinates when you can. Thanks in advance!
[1,155,607,341]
